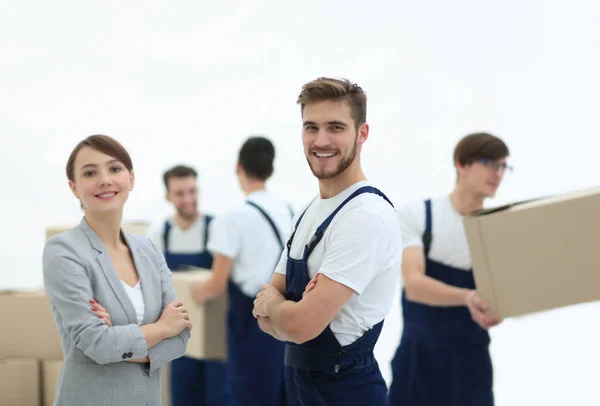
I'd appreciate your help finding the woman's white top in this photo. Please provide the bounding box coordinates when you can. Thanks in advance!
[121,280,145,326]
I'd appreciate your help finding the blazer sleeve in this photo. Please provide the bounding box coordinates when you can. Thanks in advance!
[145,239,191,376]
[42,237,149,365]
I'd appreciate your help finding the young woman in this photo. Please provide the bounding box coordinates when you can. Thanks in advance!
[43,134,191,406]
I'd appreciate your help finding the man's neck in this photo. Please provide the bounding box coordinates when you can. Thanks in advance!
[318,165,366,199]
[449,184,485,216]
[174,211,199,230]
[85,212,124,250]
[243,180,266,196]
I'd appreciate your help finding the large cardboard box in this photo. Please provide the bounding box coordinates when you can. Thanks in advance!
[463,187,600,318]
[0,290,62,359]
[45,220,150,239]
[0,358,40,406]
[171,270,227,360]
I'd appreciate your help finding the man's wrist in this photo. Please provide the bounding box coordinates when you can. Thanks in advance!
[264,295,285,317]
[461,288,473,307]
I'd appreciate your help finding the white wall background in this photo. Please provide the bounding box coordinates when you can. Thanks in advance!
[1,1,599,404]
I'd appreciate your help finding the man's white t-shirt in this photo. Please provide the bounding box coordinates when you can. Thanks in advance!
[148,216,208,256]
[207,190,293,297]
[274,180,403,346]
[397,194,471,271]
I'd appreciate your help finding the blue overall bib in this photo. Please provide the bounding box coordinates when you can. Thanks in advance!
[283,186,393,406]
[387,199,494,406]
[163,216,230,406]
[225,201,286,406]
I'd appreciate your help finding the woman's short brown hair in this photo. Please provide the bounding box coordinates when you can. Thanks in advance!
[66,135,133,182]
[453,132,509,166]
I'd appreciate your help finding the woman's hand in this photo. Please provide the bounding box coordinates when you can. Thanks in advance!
[303,273,320,298]
[157,300,192,338]
[90,299,112,327]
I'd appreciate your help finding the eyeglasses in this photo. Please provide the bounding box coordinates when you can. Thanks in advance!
[476,158,513,172]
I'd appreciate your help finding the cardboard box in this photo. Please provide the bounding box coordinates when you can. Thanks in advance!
[0,290,63,359]
[171,270,227,360]
[0,358,40,406]
[42,359,63,406]
[45,220,150,239]
[463,187,600,318]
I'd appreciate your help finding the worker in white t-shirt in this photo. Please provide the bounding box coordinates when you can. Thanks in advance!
[148,165,229,406]
[252,77,403,406]
[387,132,511,406]
[191,136,293,406]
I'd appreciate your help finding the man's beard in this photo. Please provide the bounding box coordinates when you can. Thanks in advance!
[177,207,198,221]
[307,138,358,180]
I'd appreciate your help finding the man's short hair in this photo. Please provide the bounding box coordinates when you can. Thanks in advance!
[297,77,367,129]
[238,136,275,181]
[453,132,509,166]
[162,165,197,191]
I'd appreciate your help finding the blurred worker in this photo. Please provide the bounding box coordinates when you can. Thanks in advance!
[149,165,229,406]
[191,136,292,406]
[387,132,511,406]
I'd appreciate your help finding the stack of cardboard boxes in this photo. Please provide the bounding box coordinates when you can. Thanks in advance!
[0,221,228,406]
[0,290,63,406]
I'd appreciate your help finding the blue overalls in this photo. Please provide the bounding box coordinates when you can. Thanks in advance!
[162,216,230,406]
[387,199,494,406]
[224,201,286,406]
[283,186,393,406]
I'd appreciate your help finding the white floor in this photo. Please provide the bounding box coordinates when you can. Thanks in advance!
[376,284,600,406]
[5,254,599,406]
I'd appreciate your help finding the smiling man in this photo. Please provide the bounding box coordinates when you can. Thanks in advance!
[387,132,511,406]
[252,77,402,405]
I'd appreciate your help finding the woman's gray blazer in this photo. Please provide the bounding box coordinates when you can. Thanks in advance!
[42,218,190,406]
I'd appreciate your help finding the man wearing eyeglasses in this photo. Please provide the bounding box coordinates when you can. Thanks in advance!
[388,132,512,406]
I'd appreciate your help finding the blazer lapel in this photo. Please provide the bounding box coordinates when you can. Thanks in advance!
[78,218,137,324]
[121,231,156,325]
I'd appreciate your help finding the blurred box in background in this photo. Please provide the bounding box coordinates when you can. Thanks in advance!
[45,220,151,239]
[0,290,62,359]
[0,358,40,406]
[41,359,62,406]
[171,269,227,361]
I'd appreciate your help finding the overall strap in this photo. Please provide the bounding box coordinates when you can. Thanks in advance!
[285,197,317,253]
[246,201,285,250]
[423,199,432,258]
[162,220,172,252]
[305,186,393,258]
[203,215,213,249]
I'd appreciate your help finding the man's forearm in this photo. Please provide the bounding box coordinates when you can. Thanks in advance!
[405,274,470,306]
[265,299,305,343]
[193,278,225,304]
[257,317,285,341]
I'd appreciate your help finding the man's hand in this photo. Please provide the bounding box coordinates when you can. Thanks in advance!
[191,281,208,305]
[253,284,285,318]
[465,291,503,330]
